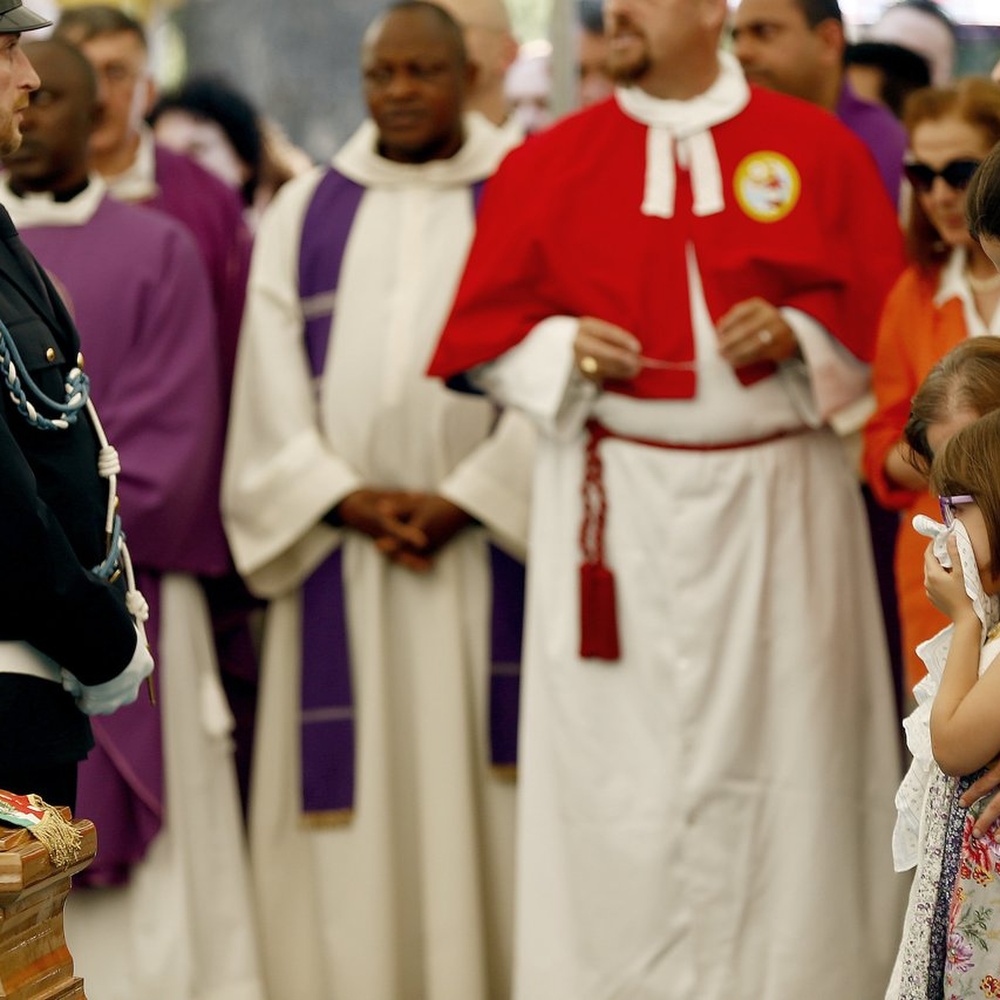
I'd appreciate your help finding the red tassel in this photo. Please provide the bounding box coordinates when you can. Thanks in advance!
[579,562,621,661]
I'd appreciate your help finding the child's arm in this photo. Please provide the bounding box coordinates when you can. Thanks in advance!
[929,536,1000,775]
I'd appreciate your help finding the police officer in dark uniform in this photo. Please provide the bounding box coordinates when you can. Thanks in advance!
[0,0,153,809]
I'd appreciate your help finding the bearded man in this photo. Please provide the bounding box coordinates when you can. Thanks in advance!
[429,0,908,996]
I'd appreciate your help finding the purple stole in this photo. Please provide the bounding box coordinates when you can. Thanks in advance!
[298,168,524,819]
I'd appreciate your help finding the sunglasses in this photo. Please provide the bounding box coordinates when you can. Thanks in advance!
[939,494,975,527]
[904,158,982,194]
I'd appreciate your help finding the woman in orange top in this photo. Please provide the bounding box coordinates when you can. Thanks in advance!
[864,77,1000,693]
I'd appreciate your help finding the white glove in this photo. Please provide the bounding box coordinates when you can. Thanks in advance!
[61,626,154,716]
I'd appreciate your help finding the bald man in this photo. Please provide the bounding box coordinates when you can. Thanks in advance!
[437,0,519,128]
[223,4,532,998]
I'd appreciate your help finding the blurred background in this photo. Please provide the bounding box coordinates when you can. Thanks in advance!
[28,0,1000,165]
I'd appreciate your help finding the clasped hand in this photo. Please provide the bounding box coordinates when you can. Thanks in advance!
[336,488,473,572]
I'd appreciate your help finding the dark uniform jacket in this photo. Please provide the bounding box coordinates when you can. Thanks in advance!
[0,205,136,766]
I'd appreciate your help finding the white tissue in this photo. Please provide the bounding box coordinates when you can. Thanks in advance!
[892,515,1000,870]
[911,514,996,624]
[912,513,952,569]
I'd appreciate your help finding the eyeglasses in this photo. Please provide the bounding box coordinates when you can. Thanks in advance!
[904,158,982,194]
[939,494,975,526]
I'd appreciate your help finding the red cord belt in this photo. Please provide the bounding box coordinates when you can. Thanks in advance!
[579,419,813,661]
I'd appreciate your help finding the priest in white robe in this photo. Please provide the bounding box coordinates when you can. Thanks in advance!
[222,5,533,999]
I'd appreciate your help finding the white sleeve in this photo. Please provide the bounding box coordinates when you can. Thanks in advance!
[439,407,536,559]
[471,315,598,441]
[222,173,363,597]
[775,307,871,429]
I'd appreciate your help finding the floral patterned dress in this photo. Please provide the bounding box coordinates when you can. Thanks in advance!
[947,823,1000,996]
[944,656,1000,1000]
[887,518,1000,1000]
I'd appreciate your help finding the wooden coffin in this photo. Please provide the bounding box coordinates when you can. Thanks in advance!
[0,815,96,999]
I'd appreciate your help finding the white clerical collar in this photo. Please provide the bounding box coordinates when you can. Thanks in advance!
[615,50,749,136]
[102,124,159,203]
[333,111,517,189]
[614,50,750,219]
[0,174,107,228]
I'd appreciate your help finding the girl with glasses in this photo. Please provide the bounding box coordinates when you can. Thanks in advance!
[888,408,1000,998]
[864,76,1000,698]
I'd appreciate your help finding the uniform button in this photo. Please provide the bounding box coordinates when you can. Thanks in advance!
[45,347,55,362]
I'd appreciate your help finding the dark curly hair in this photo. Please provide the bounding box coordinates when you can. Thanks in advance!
[149,76,263,208]
[966,141,1000,244]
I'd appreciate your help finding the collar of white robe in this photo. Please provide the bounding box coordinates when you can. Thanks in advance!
[615,50,750,220]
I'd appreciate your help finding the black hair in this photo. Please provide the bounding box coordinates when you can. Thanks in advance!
[149,76,263,207]
[966,141,1000,243]
[382,0,467,65]
[578,0,603,35]
[844,41,931,117]
[797,0,843,28]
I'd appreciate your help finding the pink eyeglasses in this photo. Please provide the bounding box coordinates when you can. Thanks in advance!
[939,494,975,526]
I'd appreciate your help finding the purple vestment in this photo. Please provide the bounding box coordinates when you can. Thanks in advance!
[18,191,224,883]
[836,81,908,207]
[147,144,261,817]
[148,144,252,398]
[297,168,524,816]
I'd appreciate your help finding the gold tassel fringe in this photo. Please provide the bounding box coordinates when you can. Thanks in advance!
[24,796,82,868]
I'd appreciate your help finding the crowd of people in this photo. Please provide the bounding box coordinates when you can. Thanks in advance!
[2,0,1000,998]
